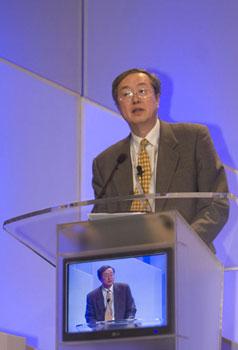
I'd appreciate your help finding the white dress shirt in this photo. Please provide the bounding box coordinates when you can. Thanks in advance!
[130,118,160,211]
[102,285,114,320]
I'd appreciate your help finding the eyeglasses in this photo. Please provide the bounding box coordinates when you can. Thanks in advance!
[118,87,154,102]
[103,272,114,278]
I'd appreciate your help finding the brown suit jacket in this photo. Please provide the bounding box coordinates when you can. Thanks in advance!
[92,120,229,246]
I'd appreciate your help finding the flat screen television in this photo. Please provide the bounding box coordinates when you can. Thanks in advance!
[63,247,174,342]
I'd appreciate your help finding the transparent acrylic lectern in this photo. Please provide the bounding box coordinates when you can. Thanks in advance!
[3,192,238,350]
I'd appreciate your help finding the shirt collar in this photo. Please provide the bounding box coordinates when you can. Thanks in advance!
[102,285,114,293]
[131,118,160,148]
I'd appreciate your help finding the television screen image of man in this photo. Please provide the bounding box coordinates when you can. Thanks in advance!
[85,265,136,326]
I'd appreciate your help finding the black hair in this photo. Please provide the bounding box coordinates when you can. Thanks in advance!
[97,265,115,281]
[112,68,161,105]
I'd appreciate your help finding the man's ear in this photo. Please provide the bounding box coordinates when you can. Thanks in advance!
[156,95,160,109]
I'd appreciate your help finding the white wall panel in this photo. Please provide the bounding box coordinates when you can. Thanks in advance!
[81,100,129,200]
[0,0,83,91]
[222,270,238,343]
[0,61,80,217]
[0,60,81,349]
[0,232,55,350]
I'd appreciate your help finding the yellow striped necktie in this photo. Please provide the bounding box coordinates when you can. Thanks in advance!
[104,290,113,321]
[131,139,152,212]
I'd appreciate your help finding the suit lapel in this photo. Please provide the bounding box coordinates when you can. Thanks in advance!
[113,136,133,210]
[113,284,120,320]
[156,121,179,211]
[96,287,105,317]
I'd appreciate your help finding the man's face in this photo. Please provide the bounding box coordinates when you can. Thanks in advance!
[116,72,159,134]
[101,268,115,289]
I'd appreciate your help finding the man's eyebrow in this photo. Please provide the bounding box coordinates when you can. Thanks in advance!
[119,85,130,91]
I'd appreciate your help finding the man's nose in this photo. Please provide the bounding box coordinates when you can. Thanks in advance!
[132,92,140,103]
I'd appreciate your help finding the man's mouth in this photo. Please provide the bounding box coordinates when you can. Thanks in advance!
[132,108,144,114]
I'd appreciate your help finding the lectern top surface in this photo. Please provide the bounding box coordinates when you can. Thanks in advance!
[2,192,237,268]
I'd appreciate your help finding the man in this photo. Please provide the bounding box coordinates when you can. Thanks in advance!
[85,265,136,324]
[92,68,229,249]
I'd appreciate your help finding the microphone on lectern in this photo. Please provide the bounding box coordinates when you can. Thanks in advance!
[97,153,127,199]
[136,165,143,177]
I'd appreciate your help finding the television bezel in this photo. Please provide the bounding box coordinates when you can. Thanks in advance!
[62,246,174,342]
